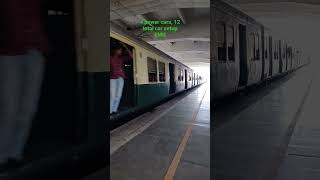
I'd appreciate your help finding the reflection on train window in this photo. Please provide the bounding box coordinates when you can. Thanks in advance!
[283,46,286,59]
[254,33,260,60]
[249,33,255,61]
[158,61,166,82]
[227,25,235,61]
[147,57,158,82]
[217,22,226,61]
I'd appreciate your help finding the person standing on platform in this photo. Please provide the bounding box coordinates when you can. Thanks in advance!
[0,0,48,172]
[110,42,132,114]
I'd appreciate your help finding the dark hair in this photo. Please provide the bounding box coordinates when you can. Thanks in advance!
[111,43,122,56]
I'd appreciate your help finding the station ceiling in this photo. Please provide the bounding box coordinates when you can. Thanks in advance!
[110,0,210,71]
[110,0,320,69]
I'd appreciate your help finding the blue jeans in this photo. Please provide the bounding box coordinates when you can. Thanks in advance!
[0,49,45,163]
[110,77,124,113]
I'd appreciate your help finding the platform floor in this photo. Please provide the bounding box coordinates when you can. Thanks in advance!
[275,63,320,180]
[108,83,210,180]
[213,64,316,180]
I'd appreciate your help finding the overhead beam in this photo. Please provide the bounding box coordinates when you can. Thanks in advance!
[111,19,128,30]
[176,8,187,24]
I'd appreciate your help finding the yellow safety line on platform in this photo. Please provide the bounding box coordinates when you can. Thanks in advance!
[163,87,208,180]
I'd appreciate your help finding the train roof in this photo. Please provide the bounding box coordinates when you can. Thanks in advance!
[212,0,271,31]
[110,22,193,70]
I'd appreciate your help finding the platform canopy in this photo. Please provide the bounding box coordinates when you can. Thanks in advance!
[110,0,210,77]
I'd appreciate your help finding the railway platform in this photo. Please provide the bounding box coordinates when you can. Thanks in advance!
[213,63,316,180]
[275,63,320,180]
[85,83,210,180]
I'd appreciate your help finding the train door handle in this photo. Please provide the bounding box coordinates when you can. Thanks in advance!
[125,64,131,67]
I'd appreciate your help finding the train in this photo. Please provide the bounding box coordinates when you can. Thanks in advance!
[110,22,204,123]
[212,0,309,100]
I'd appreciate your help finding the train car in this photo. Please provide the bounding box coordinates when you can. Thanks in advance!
[281,40,288,73]
[272,38,281,76]
[286,44,292,72]
[212,0,265,98]
[212,0,309,100]
[261,27,271,80]
[110,23,203,122]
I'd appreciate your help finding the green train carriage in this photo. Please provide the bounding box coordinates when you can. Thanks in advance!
[110,23,203,124]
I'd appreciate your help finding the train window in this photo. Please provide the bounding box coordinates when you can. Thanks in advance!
[249,33,255,61]
[283,47,286,59]
[217,22,226,61]
[265,36,268,59]
[178,68,183,81]
[158,61,166,82]
[181,69,184,81]
[277,42,279,59]
[276,43,278,59]
[288,47,292,58]
[254,33,260,60]
[147,57,158,82]
[274,41,278,60]
[227,25,235,61]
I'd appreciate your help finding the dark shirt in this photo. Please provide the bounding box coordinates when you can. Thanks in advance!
[110,55,131,79]
[0,0,48,55]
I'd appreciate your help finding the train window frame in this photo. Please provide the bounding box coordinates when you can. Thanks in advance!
[227,25,235,61]
[158,61,166,82]
[217,22,227,62]
[147,57,158,82]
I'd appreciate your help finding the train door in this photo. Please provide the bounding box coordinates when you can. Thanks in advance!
[279,40,283,73]
[261,31,265,80]
[238,24,248,86]
[197,75,199,85]
[169,63,175,94]
[185,69,188,89]
[269,36,273,76]
[193,73,196,86]
[27,0,78,160]
[290,48,293,70]
[110,37,135,111]
[285,44,288,71]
